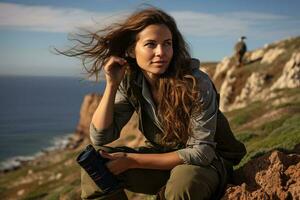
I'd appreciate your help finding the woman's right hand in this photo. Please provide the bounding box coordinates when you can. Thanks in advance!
[103,56,128,89]
[91,56,128,132]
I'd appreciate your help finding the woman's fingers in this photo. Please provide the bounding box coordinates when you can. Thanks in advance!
[105,160,117,174]
[103,56,128,86]
[99,150,114,160]
[101,152,129,175]
[114,57,127,66]
[104,56,127,72]
[105,159,127,175]
[99,151,127,160]
[110,152,127,158]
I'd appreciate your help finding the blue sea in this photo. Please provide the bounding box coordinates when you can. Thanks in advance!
[0,75,105,170]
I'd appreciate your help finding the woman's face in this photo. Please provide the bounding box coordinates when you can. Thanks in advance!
[133,24,173,80]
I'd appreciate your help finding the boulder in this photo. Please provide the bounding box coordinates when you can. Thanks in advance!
[219,68,236,112]
[213,56,232,81]
[261,48,285,64]
[76,93,102,136]
[271,52,300,90]
[233,72,267,109]
[249,49,265,62]
[222,150,300,199]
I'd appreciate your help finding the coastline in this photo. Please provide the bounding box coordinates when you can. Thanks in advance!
[0,133,78,172]
[0,75,104,174]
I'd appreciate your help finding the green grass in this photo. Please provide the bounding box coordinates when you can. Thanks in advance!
[0,187,6,194]
[272,88,300,110]
[235,132,257,143]
[43,179,80,200]
[0,149,81,200]
[231,113,250,126]
[259,117,288,135]
[0,167,29,186]
[261,115,300,148]
[44,185,73,200]
[45,193,60,200]
[227,101,266,129]
[283,87,300,97]
[226,86,300,169]
[236,114,300,167]
[243,60,270,73]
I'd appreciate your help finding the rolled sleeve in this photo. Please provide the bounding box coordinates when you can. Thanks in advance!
[90,82,134,146]
[177,70,218,166]
[177,144,216,166]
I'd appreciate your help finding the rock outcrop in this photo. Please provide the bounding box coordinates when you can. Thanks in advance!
[261,48,285,64]
[222,150,300,200]
[213,56,232,81]
[219,67,236,111]
[233,72,268,109]
[271,52,300,90]
[214,36,300,112]
[248,48,265,62]
[76,93,102,136]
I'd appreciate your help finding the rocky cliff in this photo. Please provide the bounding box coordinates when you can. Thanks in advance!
[211,36,300,112]
[203,36,300,199]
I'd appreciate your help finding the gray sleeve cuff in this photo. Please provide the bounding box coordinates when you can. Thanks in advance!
[176,144,216,166]
[89,123,119,146]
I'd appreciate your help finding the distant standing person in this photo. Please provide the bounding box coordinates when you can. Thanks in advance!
[59,6,246,200]
[234,36,247,66]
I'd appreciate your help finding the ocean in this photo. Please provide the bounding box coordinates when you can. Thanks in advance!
[0,75,105,170]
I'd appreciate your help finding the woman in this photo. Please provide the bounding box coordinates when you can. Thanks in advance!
[61,7,245,200]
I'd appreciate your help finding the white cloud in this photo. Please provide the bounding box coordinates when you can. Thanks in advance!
[171,11,248,37]
[171,11,294,37]
[0,2,127,32]
[224,11,288,21]
[0,2,298,38]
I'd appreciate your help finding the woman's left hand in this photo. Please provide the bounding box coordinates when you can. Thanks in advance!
[100,151,135,175]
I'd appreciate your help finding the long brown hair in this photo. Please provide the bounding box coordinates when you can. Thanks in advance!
[58,7,201,145]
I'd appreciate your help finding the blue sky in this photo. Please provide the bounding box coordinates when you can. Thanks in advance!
[0,0,299,77]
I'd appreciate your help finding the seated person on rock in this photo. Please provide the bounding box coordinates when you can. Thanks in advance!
[61,7,246,200]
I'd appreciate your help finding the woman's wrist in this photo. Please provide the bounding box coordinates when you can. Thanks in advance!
[127,153,139,169]
[105,82,119,93]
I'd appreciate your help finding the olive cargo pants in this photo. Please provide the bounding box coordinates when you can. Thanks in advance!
[80,146,221,200]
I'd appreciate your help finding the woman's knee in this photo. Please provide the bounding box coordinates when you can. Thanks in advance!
[120,168,170,195]
[164,165,219,200]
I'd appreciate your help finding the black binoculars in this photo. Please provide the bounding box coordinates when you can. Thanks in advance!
[76,144,121,194]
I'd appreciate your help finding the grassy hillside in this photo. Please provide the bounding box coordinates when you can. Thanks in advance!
[0,146,82,200]
[226,87,300,167]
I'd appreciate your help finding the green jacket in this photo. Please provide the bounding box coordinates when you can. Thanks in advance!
[90,58,246,166]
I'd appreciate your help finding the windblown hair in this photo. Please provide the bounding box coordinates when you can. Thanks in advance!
[58,7,202,146]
